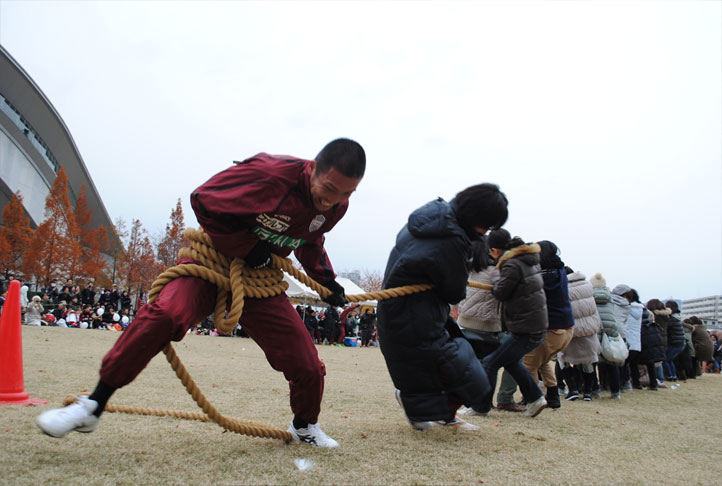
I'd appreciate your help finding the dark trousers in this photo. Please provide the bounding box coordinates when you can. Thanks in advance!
[598,362,621,394]
[481,331,545,412]
[100,266,326,423]
[627,350,657,389]
[663,345,685,379]
[674,346,696,380]
[361,330,373,346]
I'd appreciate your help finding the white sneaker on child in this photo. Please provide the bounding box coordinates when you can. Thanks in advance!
[36,396,99,438]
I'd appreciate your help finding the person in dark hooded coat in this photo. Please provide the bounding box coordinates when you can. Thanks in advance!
[377,183,508,430]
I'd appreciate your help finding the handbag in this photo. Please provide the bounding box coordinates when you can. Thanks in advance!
[601,332,629,365]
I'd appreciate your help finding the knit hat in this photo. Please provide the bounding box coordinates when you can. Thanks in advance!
[611,284,631,296]
[589,273,606,289]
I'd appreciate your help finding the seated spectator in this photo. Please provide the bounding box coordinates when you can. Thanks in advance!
[79,305,94,329]
[92,305,106,329]
[101,306,115,328]
[25,296,45,326]
[120,308,132,329]
[40,293,52,308]
[66,306,80,328]
[52,301,68,324]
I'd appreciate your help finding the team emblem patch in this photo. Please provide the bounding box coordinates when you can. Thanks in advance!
[309,215,326,232]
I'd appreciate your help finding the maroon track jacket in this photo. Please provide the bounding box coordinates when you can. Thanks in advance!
[190,153,347,285]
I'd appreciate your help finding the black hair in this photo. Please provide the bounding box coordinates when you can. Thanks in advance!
[646,299,665,311]
[624,288,640,304]
[665,300,680,313]
[470,237,493,272]
[453,183,508,237]
[487,228,511,250]
[315,138,366,179]
[507,236,525,249]
[537,240,564,270]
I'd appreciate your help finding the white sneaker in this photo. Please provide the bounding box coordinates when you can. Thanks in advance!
[395,389,437,431]
[525,395,547,418]
[442,416,480,431]
[457,406,488,417]
[36,396,99,438]
[288,422,339,448]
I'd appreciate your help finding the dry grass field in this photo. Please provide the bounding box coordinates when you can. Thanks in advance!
[2,326,721,486]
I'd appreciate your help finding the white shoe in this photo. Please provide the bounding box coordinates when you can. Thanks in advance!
[442,416,480,431]
[36,396,99,438]
[288,422,339,448]
[395,389,438,431]
[458,406,488,417]
[525,396,547,418]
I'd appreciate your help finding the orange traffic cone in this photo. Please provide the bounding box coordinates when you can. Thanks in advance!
[0,280,46,405]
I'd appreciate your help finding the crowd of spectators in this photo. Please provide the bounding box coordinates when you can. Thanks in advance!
[293,304,378,347]
[8,278,144,331]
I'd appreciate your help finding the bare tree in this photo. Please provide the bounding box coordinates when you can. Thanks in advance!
[359,268,383,292]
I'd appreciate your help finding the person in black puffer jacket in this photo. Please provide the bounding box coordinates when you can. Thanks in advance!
[377,183,508,431]
[477,229,549,418]
[639,305,665,390]
[648,299,686,382]
[664,300,686,380]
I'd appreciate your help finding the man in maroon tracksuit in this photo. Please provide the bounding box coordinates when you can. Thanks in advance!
[37,139,366,448]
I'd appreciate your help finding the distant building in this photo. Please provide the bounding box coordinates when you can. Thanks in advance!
[339,270,361,286]
[0,44,115,237]
[681,295,722,327]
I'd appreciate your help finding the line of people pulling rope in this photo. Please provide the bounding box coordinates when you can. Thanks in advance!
[34,138,712,448]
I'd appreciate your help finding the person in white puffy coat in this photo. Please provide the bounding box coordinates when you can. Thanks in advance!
[25,295,44,326]
[558,269,601,401]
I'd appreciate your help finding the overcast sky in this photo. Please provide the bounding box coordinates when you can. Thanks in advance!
[1,1,720,302]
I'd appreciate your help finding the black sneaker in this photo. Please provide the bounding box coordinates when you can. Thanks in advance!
[583,394,592,401]
[565,391,580,401]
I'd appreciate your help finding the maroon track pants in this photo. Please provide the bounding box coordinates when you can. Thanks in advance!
[99,270,326,423]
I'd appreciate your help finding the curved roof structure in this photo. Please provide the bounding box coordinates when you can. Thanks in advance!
[0,44,117,245]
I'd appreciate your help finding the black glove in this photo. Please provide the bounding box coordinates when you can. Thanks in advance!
[322,280,347,307]
[244,241,272,269]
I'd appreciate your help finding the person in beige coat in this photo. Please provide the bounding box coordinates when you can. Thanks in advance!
[558,269,601,401]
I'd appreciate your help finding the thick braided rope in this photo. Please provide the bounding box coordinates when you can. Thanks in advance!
[105,227,492,442]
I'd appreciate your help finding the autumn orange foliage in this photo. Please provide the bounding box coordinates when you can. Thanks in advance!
[0,192,33,279]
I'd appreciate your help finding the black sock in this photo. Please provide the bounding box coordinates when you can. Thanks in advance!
[293,417,309,430]
[88,380,116,417]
